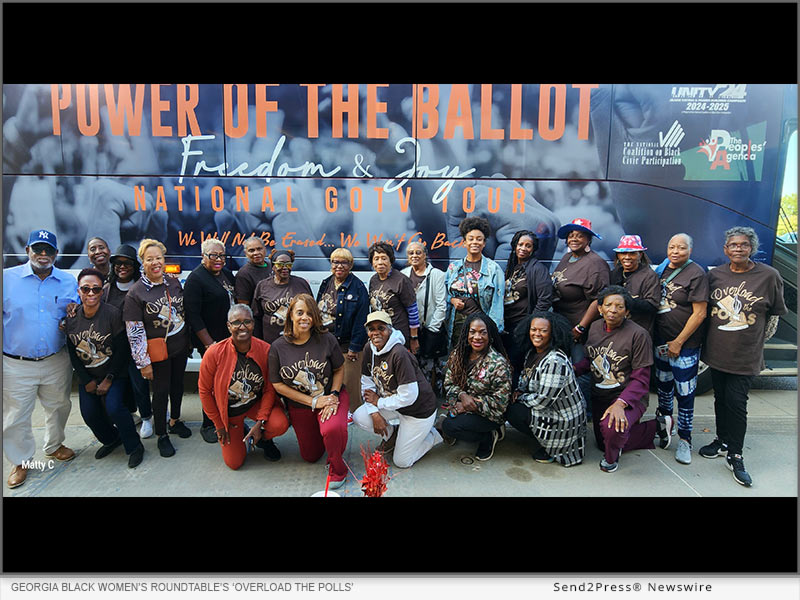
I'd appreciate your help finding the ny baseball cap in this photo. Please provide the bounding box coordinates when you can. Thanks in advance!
[27,229,58,249]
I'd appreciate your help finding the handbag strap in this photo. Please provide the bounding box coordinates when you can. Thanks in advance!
[163,284,172,341]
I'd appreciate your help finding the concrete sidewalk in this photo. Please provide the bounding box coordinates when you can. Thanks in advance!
[3,378,796,498]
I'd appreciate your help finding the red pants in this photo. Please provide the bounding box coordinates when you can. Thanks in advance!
[219,404,289,471]
[287,393,349,482]
[593,396,657,464]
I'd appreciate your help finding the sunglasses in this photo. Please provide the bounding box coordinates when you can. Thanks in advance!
[273,262,293,269]
[228,319,254,328]
[30,244,57,256]
[113,260,135,267]
[79,286,104,295]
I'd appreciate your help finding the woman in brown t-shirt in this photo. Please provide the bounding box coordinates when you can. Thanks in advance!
[699,227,787,487]
[573,286,671,473]
[268,294,348,489]
[368,241,420,352]
[609,235,660,336]
[123,239,191,459]
[251,249,313,343]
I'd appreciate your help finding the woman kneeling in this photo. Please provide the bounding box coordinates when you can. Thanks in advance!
[198,304,289,470]
[441,313,511,461]
[574,286,671,472]
[506,311,586,467]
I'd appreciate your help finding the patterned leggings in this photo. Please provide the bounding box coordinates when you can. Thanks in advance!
[653,343,701,443]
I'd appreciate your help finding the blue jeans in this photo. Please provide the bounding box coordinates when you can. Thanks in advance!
[79,379,141,454]
[127,361,152,419]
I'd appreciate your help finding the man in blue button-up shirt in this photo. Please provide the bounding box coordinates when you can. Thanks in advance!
[3,229,79,489]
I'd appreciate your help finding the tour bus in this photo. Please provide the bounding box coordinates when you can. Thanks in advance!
[3,83,797,392]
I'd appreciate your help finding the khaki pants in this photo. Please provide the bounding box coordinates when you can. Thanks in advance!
[340,343,363,413]
[3,348,73,465]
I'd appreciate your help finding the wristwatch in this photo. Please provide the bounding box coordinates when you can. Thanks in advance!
[574,324,586,334]
[331,389,340,397]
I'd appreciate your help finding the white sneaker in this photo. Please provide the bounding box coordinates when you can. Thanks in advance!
[675,439,692,464]
[139,417,154,439]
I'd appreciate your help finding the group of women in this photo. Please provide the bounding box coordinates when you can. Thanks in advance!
[67,217,785,488]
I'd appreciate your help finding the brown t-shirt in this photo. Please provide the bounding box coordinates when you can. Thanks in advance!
[234,261,273,304]
[610,264,661,336]
[369,269,417,341]
[66,303,124,380]
[317,276,340,331]
[228,351,264,417]
[449,259,483,316]
[362,341,437,419]
[702,263,787,376]
[268,331,344,409]
[654,261,709,348]
[504,263,529,326]
[123,276,189,357]
[585,318,653,407]
[552,251,610,327]
[251,276,313,343]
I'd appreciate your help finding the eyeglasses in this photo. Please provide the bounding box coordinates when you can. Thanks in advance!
[30,244,57,256]
[331,260,350,266]
[273,262,293,269]
[725,242,752,250]
[228,319,254,328]
[204,253,225,260]
[79,286,104,295]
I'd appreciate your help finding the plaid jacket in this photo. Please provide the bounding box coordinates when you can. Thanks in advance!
[517,348,587,466]
[444,347,512,424]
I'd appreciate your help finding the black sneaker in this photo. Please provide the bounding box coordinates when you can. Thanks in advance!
[128,443,144,468]
[157,434,176,458]
[699,438,728,459]
[726,454,752,487]
[256,439,282,462]
[168,420,192,439]
[475,429,499,461]
[532,447,554,464]
[95,438,123,459]
[656,415,673,449]
[200,425,218,444]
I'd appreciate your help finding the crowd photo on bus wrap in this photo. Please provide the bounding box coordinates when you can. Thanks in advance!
[3,217,787,491]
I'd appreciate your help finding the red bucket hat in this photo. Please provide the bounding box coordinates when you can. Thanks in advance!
[613,234,647,252]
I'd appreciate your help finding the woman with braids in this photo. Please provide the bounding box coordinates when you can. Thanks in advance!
[440,313,512,461]
[505,311,586,467]
[444,217,505,348]
[573,285,672,473]
[251,248,312,344]
[502,230,554,387]
[368,241,420,353]
[609,235,660,337]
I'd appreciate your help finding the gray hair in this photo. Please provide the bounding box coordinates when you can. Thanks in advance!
[201,238,226,255]
[242,236,265,249]
[227,304,253,321]
[724,226,759,257]
[670,233,693,250]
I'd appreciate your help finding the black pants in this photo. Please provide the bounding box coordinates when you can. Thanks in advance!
[441,413,501,453]
[151,350,188,437]
[505,401,544,452]
[501,326,525,391]
[710,367,753,456]
[197,345,215,429]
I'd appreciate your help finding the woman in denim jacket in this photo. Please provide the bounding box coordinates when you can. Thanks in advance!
[444,217,505,348]
[316,247,370,415]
